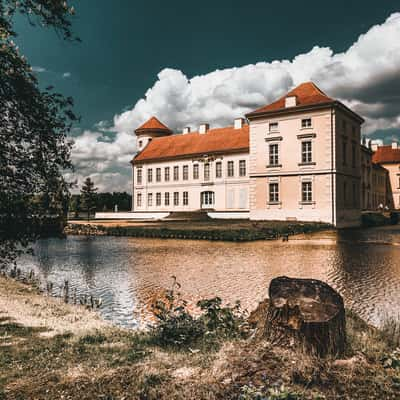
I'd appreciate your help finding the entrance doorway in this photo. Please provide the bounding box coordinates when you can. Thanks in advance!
[201,191,215,209]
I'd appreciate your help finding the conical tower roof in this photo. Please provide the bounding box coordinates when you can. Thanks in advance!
[135,116,173,135]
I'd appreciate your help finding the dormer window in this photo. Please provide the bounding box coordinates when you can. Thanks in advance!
[138,140,143,148]
[301,118,312,129]
[269,122,279,132]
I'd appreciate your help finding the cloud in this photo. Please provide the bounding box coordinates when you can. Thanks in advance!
[32,66,46,73]
[69,12,400,192]
[62,72,71,78]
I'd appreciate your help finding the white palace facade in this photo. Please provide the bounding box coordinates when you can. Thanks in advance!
[130,82,394,228]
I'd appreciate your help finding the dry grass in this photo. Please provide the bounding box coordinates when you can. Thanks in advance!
[1,277,400,399]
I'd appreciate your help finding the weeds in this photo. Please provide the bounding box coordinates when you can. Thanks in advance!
[150,277,247,349]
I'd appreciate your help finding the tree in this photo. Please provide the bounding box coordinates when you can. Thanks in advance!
[80,178,98,221]
[0,1,78,268]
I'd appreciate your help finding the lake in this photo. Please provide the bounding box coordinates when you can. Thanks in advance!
[17,225,400,328]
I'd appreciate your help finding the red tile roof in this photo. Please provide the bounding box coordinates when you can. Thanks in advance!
[135,116,172,134]
[247,82,334,116]
[134,125,249,163]
[372,145,400,164]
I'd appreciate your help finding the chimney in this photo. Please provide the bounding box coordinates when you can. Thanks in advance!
[182,127,191,134]
[392,141,398,149]
[199,123,209,134]
[285,96,297,108]
[234,118,245,129]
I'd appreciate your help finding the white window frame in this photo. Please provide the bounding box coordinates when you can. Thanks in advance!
[137,192,142,207]
[147,192,153,207]
[269,143,279,166]
[227,161,234,177]
[215,161,222,178]
[301,118,312,129]
[204,163,210,181]
[164,167,170,181]
[173,192,179,206]
[156,192,161,206]
[183,165,189,180]
[193,164,199,179]
[183,191,189,206]
[164,192,170,206]
[301,140,312,164]
[156,168,161,182]
[269,122,279,132]
[301,181,312,203]
[147,168,153,183]
[173,166,179,181]
[137,168,142,185]
[239,160,246,177]
[269,182,279,203]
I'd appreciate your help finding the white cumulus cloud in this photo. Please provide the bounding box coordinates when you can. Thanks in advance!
[69,12,400,192]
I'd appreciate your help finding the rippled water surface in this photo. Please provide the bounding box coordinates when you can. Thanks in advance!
[18,226,400,328]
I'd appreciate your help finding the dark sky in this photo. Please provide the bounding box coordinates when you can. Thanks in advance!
[11,1,400,191]
[14,0,400,131]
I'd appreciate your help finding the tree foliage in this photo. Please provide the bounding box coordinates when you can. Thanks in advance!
[0,0,77,267]
[80,177,97,220]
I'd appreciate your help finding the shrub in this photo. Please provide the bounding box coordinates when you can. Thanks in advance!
[151,277,246,349]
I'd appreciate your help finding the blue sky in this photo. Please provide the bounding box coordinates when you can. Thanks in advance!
[14,1,400,191]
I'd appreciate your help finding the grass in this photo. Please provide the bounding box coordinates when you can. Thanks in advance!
[66,219,332,241]
[1,302,400,399]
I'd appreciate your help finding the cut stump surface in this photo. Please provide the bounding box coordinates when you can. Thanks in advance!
[264,276,346,357]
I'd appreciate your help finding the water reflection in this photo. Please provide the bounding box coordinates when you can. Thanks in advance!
[18,225,400,328]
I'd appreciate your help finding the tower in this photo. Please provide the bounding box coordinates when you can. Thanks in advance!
[134,116,173,151]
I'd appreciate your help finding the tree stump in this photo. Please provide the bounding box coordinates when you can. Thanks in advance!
[264,276,346,357]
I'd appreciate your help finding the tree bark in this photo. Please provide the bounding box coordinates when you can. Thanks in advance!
[264,276,346,357]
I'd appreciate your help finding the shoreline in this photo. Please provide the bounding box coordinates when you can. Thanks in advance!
[1,274,400,399]
[65,219,333,241]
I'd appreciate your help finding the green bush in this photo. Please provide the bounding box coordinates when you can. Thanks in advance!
[151,278,246,349]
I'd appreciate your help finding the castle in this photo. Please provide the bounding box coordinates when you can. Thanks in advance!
[130,82,399,227]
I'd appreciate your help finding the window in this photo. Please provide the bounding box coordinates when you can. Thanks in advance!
[239,160,246,176]
[342,141,347,166]
[343,182,347,204]
[301,141,312,163]
[301,118,312,128]
[193,164,199,179]
[352,183,357,208]
[201,191,214,206]
[156,168,161,182]
[352,143,356,168]
[352,125,356,136]
[342,120,347,132]
[301,182,312,202]
[164,167,170,181]
[137,168,142,184]
[173,192,179,206]
[165,192,170,206]
[138,140,143,148]
[173,166,179,181]
[269,183,279,203]
[183,165,189,180]
[183,191,189,205]
[137,192,142,207]
[156,192,161,206]
[269,122,278,132]
[147,168,153,183]
[216,161,222,178]
[269,144,279,166]
[147,193,153,206]
[227,161,234,177]
[204,163,210,180]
